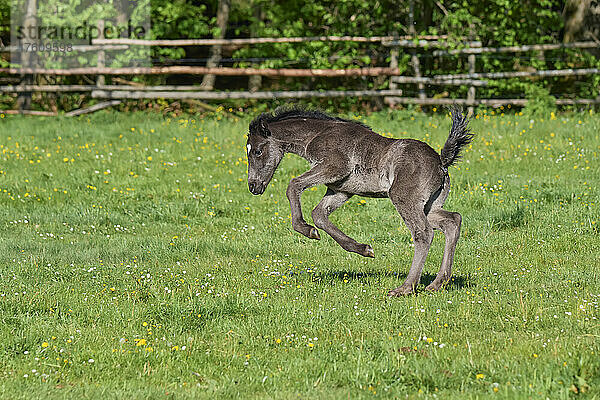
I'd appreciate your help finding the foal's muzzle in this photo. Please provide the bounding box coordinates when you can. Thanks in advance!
[248,181,266,195]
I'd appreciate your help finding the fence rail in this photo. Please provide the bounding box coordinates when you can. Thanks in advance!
[431,41,600,55]
[433,68,600,80]
[0,35,451,52]
[1,35,599,114]
[89,89,406,100]
[88,37,483,48]
[1,66,402,77]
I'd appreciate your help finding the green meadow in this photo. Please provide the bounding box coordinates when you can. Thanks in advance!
[0,108,598,399]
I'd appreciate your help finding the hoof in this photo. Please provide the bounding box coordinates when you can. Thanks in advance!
[388,285,414,297]
[424,283,438,292]
[425,281,447,292]
[309,227,321,240]
[362,244,375,258]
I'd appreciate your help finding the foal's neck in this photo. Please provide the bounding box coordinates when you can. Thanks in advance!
[269,119,326,158]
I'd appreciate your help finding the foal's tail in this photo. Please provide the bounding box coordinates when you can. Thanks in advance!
[440,106,474,169]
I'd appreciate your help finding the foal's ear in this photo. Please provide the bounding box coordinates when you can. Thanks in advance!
[259,120,271,137]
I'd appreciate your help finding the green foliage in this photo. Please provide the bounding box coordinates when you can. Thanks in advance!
[523,84,557,117]
[232,0,408,96]
[150,0,212,62]
[432,0,569,101]
[0,0,9,36]
[0,0,11,67]
[7,0,152,69]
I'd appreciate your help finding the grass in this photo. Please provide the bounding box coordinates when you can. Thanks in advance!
[0,107,599,399]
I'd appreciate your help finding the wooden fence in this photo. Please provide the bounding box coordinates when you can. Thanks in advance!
[1,35,599,115]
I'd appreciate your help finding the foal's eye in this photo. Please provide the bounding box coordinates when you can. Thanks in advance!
[253,149,262,156]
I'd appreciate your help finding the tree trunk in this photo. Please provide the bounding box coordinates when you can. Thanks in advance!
[420,0,434,33]
[16,0,37,111]
[583,0,600,44]
[563,0,591,42]
[248,3,263,92]
[200,0,231,91]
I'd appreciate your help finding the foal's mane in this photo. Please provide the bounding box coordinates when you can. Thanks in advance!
[249,106,372,137]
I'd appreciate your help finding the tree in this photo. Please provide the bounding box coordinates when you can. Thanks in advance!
[563,0,600,43]
[200,0,231,90]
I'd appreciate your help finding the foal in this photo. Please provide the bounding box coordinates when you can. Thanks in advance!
[246,107,473,295]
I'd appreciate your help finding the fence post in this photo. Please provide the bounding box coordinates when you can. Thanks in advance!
[386,35,400,106]
[411,51,425,100]
[97,20,105,88]
[408,0,426,100]
[467,53,476,115]
[466,28,479,116]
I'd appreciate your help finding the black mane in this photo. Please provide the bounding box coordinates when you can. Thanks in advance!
[249,106,372,137]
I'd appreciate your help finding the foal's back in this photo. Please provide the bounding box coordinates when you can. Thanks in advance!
[302,121,444,198]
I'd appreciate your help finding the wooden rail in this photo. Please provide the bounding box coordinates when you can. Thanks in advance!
[89,89,405,100]
[89,35,449,46]
[383,98,600,106]
[434,68,600,80]
[1,44,130,52]
[431,41,599,56]
[2,66,402,77]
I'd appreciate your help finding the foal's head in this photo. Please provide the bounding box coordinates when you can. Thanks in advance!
[246,116,284,195]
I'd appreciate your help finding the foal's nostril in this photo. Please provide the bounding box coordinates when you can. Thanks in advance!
[249,182,256,192]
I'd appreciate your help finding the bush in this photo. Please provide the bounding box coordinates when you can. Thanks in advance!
[524,84,556,117]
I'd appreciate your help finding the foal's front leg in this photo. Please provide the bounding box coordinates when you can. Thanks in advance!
[311,189,374,257]
[286,163,348,240]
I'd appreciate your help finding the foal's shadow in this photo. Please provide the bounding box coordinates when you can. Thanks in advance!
[316,270,472,291]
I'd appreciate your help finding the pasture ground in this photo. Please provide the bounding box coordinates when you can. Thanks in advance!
[0,108,599,399]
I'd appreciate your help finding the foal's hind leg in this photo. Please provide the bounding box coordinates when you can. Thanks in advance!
[311,189,374,258]
[388,191,434,296]
[424,209,461,291]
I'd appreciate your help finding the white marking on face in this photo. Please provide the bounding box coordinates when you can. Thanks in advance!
[247,144,252,155]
